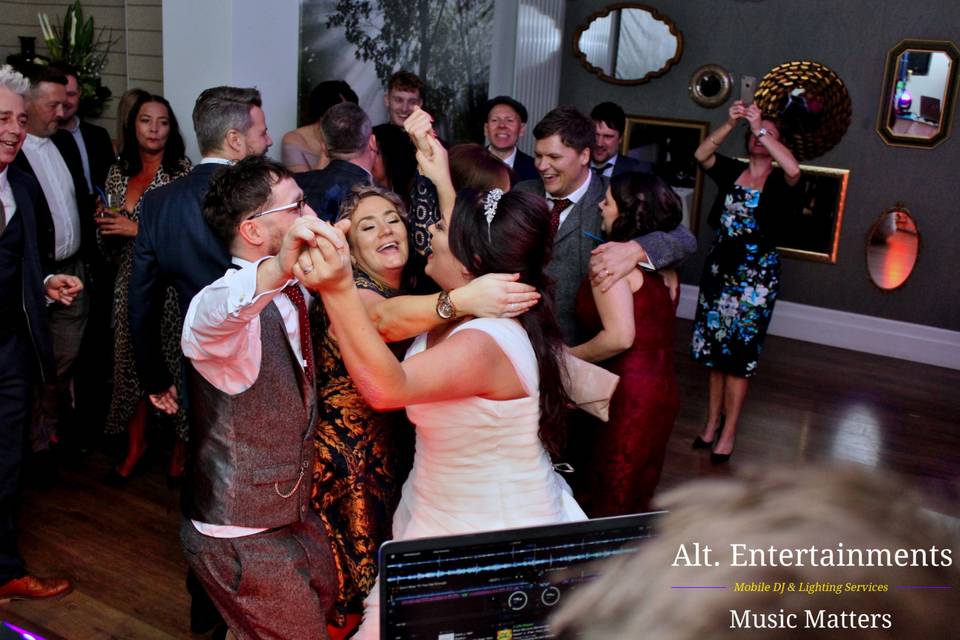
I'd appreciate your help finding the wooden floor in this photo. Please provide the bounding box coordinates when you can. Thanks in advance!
[5,319,960,639]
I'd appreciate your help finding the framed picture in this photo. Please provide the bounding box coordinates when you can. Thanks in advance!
[621,115,709,232]
[778,164,849,263]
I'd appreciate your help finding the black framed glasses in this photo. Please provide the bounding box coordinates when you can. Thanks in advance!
[246,197,306,221]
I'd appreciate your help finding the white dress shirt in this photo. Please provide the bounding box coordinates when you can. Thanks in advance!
[181,256,311,538]
[22,134,81,261]
[181,256,310,396]
[0,167,17,227]
[549,171,593,230]
[494,145,518,169]
[592,153,618,178]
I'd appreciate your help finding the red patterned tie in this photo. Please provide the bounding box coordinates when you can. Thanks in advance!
[282,283,314,384]
[549,198,572,235]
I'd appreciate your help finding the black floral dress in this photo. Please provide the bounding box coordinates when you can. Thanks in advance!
[691,184,781,377]
[102,159,192,438]
[309,267,414,625]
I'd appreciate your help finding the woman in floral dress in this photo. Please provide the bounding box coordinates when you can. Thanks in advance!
[690,100,802,463]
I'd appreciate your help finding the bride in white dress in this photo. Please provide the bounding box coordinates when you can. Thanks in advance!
[297,187,586,638]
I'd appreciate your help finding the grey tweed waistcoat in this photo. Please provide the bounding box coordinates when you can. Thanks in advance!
[186,301,316,528]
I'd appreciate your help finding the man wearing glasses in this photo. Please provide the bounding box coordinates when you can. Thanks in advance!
[180,156,338,639]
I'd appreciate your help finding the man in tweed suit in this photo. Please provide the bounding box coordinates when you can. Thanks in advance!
[515,106,696,345]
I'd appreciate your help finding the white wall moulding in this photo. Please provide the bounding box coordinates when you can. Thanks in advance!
[678,284,960,371]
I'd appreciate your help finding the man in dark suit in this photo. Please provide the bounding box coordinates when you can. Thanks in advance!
[297,102,375,222]
[0,64,80,601]
[52,63,117,445]
[514,106,696,345]
[129,86,272,637]
[11,66,96,458]
[483,96,539,185]
[53,64,115,195]
[590,101,650,177]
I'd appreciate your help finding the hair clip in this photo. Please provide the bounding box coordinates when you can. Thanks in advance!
[483,188,504,239]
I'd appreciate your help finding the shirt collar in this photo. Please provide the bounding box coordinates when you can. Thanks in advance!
[550,170,592,205]
[61,117,80,133]
[24,133,52,149]
[592,153,618,170]
[201,156,233,165]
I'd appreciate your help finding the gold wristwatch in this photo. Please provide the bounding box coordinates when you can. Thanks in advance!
[436,290,457,320]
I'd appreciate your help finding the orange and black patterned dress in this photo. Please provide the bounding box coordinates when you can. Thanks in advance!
[309,268,414,626]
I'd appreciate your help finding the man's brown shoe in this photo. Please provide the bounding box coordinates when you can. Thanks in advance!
[0,575,73,601]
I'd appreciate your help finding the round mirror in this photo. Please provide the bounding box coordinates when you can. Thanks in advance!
[866,205,920,291]
[689,64,732,108]
[876,40,960,149]
[574,4,682,85]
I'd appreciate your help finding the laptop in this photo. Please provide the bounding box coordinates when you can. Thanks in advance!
[379,512,663,640]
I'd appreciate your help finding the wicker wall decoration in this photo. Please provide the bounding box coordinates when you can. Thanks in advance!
[753,60,851,161]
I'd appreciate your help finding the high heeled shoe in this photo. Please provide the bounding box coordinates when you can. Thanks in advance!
[710,450,732,464]
[692,413,725,450]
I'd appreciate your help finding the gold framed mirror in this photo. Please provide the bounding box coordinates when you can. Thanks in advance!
[876,39,960,149]
[574,3,683,86]
[689,64,733,108]
[623,115,707,231]
[866,204,920,291]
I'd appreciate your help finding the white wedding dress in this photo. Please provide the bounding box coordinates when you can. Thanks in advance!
[354,318,586,640]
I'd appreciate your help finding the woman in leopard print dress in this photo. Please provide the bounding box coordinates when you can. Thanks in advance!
[96,93,190,482]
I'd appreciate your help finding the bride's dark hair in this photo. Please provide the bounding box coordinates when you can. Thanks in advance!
[448,189,570,458]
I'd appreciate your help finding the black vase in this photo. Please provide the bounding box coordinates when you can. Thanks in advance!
[6,36,49,74]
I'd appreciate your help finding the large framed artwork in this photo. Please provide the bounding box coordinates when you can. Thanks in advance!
[777,164,849,263]
[299,0,494,142]
[621,115,709,232]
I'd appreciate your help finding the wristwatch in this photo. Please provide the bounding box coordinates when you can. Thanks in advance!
[756,127,768,138]
[436,290,457,320]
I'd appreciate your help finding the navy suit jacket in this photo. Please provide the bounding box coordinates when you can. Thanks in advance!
[7,166,55,382]
[611,154,651,176]
[129,162,231,393]
[66,120,116,194]
[296,159,372,223]
[511,149,540,185]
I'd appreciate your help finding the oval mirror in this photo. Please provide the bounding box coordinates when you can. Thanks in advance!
[876,40,959,148]
[574,4,682,85]
[689,64,732,108]
[866,205,920,291]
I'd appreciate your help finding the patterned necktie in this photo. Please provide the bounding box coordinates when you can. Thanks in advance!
[549,198,572,235]
[592,163,612,176]
[282,283,314,384]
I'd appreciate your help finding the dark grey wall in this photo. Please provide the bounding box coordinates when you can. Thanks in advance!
[560,0,960,331]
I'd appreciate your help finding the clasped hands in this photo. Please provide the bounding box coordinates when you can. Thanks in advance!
[272,216,353,293]
[728,100,764,136]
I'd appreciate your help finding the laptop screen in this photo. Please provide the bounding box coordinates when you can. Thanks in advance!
[379,512,662,640]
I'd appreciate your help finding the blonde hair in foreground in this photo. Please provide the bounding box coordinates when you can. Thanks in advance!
[551,465,959,640]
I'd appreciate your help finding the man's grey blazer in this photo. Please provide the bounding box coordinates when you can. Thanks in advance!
[515,174,697,345]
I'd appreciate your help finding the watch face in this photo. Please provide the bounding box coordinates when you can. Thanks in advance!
[437,292,455,319]
[438,299,454,319]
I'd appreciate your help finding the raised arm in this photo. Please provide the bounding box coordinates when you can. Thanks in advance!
[404,107,455,223]
[569,276,636,363]
[695,100,746,169]
[296,227,523,409]
[744,103,801,185]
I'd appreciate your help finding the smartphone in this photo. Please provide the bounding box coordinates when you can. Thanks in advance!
[740,75,757,106]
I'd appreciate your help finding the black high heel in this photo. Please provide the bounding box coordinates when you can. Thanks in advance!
[710,450,732,464]
[692,413,725,450]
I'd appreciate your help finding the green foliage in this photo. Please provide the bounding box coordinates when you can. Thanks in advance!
[39,1,119,118]
[327,0,494,142]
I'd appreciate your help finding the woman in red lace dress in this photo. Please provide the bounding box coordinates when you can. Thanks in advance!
[569,172,681,516]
